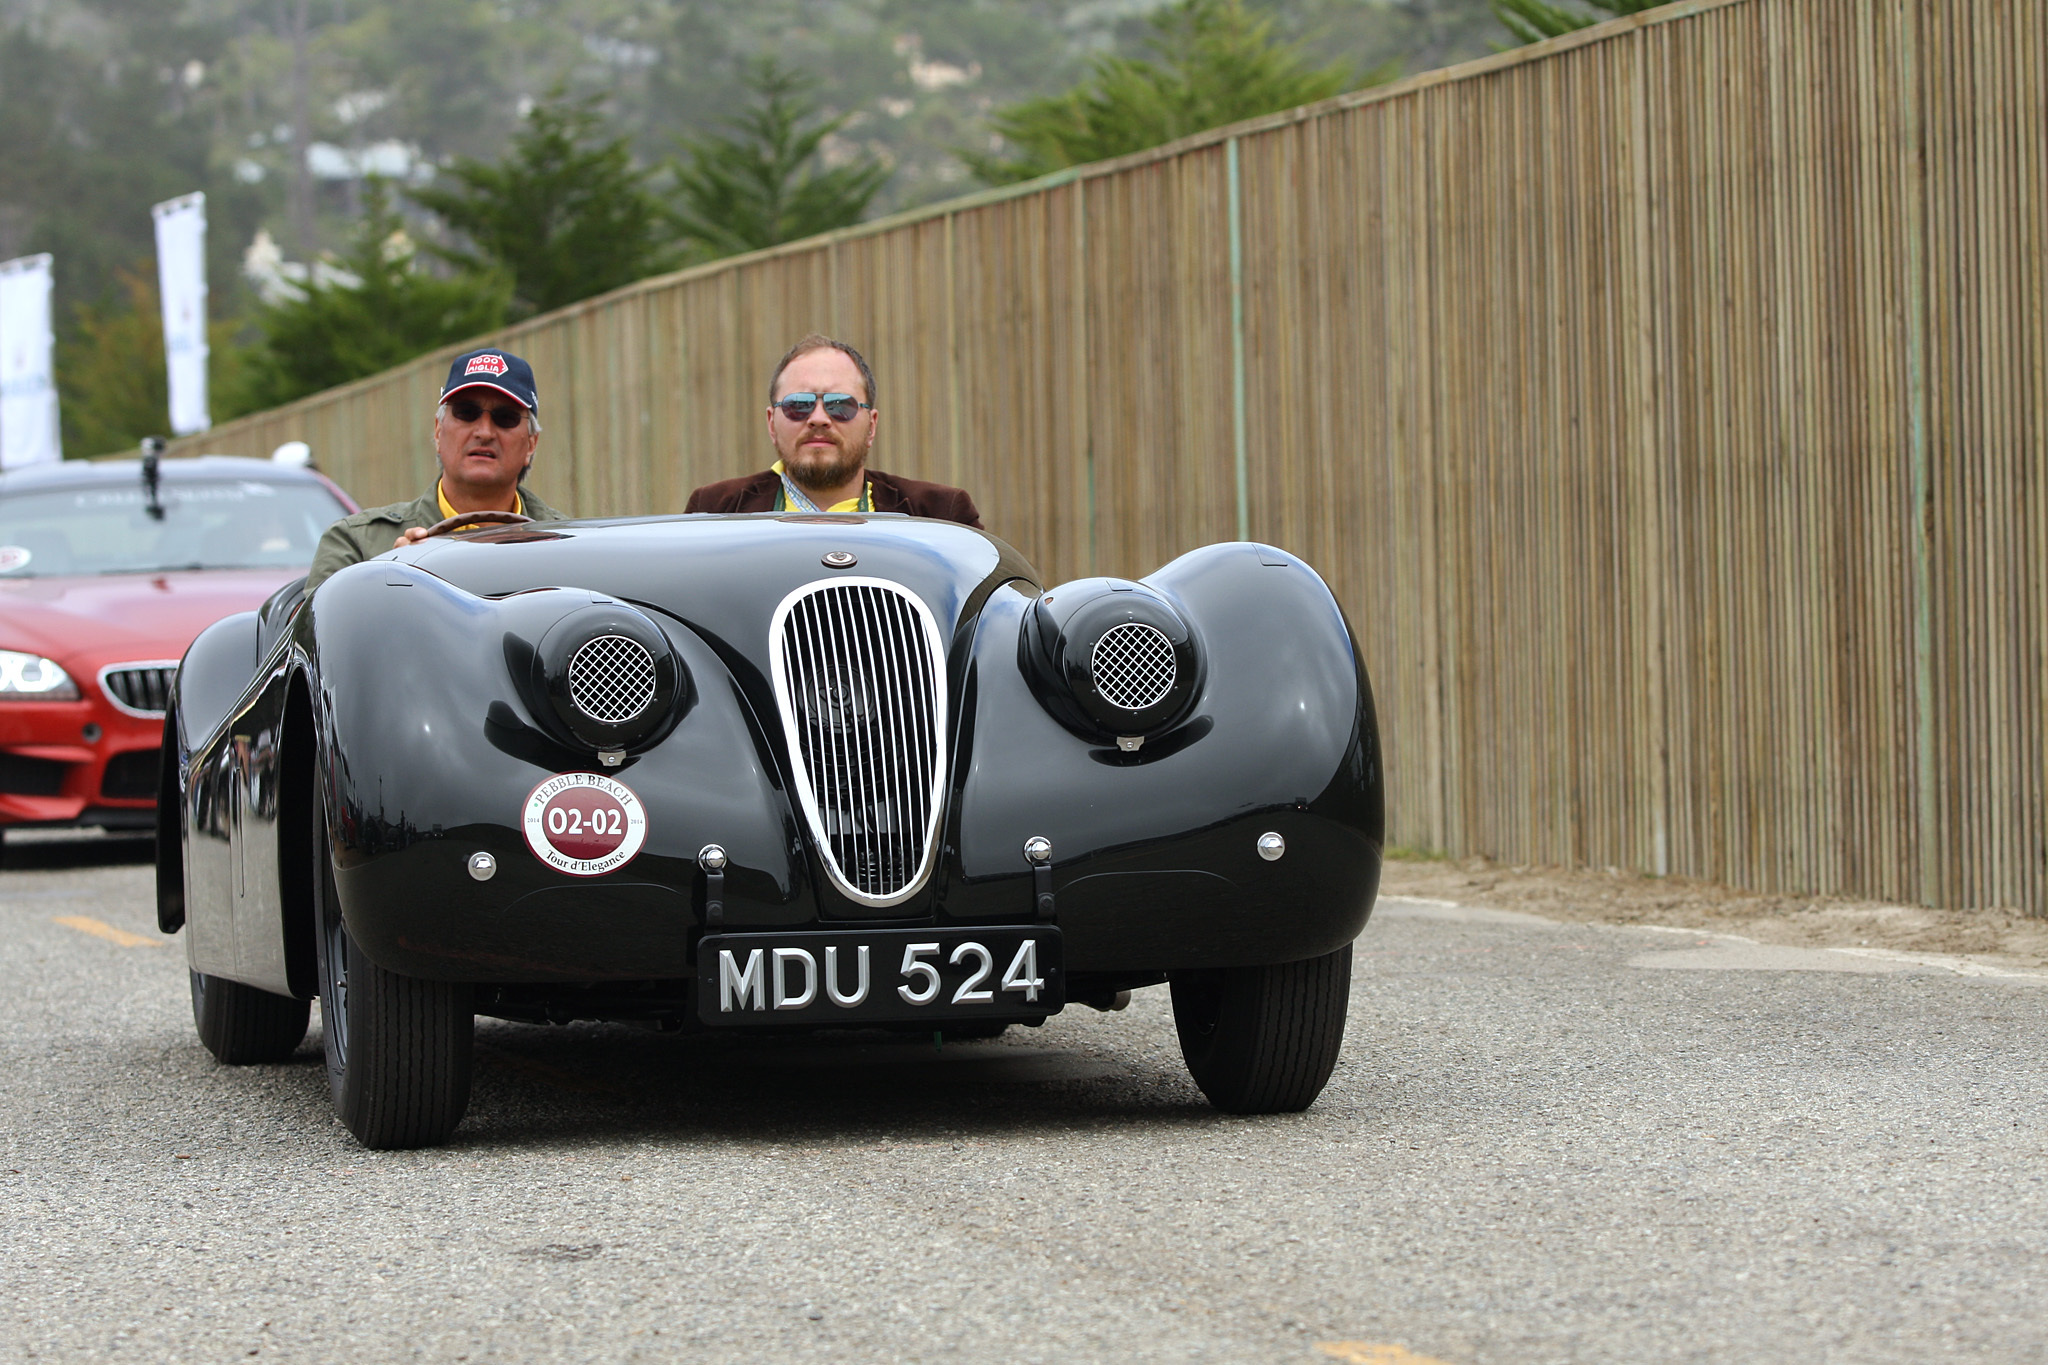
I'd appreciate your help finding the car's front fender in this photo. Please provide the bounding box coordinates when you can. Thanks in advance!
[946,542,1382,970]
[305,561,814,980]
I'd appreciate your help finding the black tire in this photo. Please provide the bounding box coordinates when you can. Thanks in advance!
[313,806,472,1149]
[190,968,310,1064]
[1170,942,1352,1114]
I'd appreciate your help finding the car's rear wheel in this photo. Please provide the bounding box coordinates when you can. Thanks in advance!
[190,968,309,1064]
[313,805,472,1149]
[1170,943,1352,1113]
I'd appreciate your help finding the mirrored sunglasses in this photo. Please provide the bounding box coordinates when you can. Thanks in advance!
[775,392,871,423]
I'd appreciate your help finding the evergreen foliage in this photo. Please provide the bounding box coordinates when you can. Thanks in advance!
[4,0,1514,429]
[668,58,892,261]
[965,0,1375,186]
[408,94,671,318]
[1491,0,1675,45]
[55,271,170,459]
[235,181,509,412]
[55,271,255,457]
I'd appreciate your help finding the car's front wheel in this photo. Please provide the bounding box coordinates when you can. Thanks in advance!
[190,968,309,1064]
[313,806,472,1149]
[1170,943,1352,1113]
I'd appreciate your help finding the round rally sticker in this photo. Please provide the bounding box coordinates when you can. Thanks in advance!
[522,773,647,876]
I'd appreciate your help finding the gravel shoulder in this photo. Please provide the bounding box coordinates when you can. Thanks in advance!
[1381,854,2048,970]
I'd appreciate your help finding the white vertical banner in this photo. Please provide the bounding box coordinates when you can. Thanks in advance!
[152,191,210,435]
[0,254,61,469]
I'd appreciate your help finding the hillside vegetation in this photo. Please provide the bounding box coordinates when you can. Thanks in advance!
[0,0,1511,450]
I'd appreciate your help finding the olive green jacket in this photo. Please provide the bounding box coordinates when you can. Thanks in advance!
[305,485,566,595]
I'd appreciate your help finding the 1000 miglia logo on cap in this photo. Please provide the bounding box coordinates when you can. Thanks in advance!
[522,773,647,876]
[465,352,509,377]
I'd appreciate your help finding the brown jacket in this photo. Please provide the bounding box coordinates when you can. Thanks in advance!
[685,469,983,529]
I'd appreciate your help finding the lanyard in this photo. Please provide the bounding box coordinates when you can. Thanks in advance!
[775,472,871,513]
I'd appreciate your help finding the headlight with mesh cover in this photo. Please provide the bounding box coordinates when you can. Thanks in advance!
[508,595,689,756]
[1020,578,1202,745]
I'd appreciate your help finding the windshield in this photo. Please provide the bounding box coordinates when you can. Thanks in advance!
[0,478,350,577]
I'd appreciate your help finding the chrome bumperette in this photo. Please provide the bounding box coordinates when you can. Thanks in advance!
[99,661,182,718]
[769,577,948,908]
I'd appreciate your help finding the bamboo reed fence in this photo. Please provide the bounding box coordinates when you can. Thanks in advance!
[176,0,2048,913]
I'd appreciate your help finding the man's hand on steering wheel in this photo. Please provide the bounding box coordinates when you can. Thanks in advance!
[393,508,534,549]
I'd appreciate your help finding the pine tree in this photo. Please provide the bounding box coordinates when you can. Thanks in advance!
[55,270,258,456]
[57,271,170,458]
[410,93,672,318]
[668,57,892,261]
[1492,0,1675,45]
[966,0,1377,186]
[235,180,510,411]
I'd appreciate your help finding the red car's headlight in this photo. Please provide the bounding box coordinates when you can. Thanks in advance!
[0,649,79,700]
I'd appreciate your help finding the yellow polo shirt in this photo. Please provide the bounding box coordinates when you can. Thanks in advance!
[772,461,871,513]
[436,480,524,521]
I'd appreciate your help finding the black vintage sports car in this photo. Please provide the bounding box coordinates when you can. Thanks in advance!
[159,513,1383,1148]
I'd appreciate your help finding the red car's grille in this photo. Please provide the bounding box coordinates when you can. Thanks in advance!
[100,664,177,717]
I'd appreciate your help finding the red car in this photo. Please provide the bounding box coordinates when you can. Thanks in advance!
[0,454,355,842]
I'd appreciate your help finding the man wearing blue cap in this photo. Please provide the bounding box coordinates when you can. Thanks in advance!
[305,346,568,593]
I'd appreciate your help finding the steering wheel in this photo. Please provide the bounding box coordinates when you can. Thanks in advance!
[420,509,534,538]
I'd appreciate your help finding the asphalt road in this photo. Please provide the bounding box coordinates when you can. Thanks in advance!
[5,834,2047,1364]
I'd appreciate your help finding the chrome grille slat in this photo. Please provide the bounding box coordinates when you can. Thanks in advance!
[770,578,948,907]
[867,587,903,884]
[827,588,859,863]
[795,596,827,845]
[840,587,876,881]
[862,588,897,888]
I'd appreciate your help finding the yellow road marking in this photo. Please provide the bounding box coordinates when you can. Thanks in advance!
[52,916,160,949]
[1318,1346,1456,1365]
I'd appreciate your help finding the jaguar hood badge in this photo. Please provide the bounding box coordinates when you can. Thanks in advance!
[822,550,857,568]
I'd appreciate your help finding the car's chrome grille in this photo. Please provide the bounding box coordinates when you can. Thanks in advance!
[568,634,657,723]
[1091,622,1176,712]
[771,579,947,907]
[99,663,179,718]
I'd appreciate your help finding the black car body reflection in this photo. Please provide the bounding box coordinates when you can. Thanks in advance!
[161,514,1383,1147]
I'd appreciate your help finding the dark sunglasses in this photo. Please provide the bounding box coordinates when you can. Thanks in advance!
[775,392,872,423]
[448,398,527,429]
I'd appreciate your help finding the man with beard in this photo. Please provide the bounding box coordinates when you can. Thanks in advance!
[684,335,983,527]
[306,346,567,593]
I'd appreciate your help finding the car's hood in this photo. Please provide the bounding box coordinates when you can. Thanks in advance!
[0,568,302,666]
[388,515,1042,667]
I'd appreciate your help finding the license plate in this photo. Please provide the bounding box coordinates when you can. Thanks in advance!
[696,926,1064,1026]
